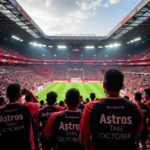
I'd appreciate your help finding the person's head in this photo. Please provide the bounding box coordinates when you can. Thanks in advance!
[40,100,44,106]
[86,98,89,103]
[25,95,31,102]
[144,88,150,101]
[103,69,124,96]
[80,95,83,101]
[65,88,80,108]
[7,83,22,102]
[90,93,96,101]
[46,91,57,105]
[134,92,142,102]
[59,101,64,107]
[0,96,6,106]
[124,96,130,100]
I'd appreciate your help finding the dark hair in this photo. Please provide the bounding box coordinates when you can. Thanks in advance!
[0,96,6,106]
[104,69,124,91]
[40,100,44,105]
[80,95,83,100]
[36,96,39,99]
[144,88,150,97]
[124,96,130,100]
[86,98,89,103]
[46,91,57,105]
[7,83,21,102]
[59,101,64,107]
[66,88,80,108]
[134,92,142,101]
[25,95,31,102]
[90,93,96,101]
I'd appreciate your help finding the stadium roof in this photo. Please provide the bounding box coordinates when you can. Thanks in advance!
[0,0,150,45]
[107,0,150,41]
[0,0,45,40]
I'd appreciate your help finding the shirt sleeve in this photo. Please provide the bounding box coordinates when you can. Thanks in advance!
[79,103,91,136]
[44,112,58,137]
[56,105,63,111]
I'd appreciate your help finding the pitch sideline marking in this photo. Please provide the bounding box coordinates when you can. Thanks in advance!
[35,83,54,95]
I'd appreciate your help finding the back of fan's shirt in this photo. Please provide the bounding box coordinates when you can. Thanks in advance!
[0,103,33,150]
[80,98,143,150]
[90,99,142,150]
[38,106,62,128]
[50,110,84,150]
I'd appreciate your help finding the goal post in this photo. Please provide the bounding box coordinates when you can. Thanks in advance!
[71,78,82,83]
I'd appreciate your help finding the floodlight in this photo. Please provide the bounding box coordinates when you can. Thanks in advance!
[37,44,42,47]
[58,45,67,49]
[130,40,134,43]
[109,45,114,48]
[135,37,141,41]
[85,46,94,49]
[32,43,38,46]
[12,35,20,41]
[48,46,53,48]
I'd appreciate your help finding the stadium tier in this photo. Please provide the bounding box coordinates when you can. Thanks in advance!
[0,43,150,97]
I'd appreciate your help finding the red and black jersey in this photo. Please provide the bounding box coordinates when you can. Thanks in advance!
[138,103,149,129]
[78,103,85,112]
[44,110,84,150]
[0,103,34,150]
[80,98,143,150]
[37,105,62,128]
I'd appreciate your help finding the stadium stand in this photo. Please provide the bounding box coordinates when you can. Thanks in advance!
[31,65,52,78]
[0,65,49,95]
[53,65,68,80]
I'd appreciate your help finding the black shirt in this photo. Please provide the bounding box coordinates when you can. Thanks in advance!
[0,103,32,150]
[80,98,143,150]
[46,110,84,150]
[139,103,149,129]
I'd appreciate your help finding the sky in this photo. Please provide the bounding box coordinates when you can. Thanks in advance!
[17,0,142,36]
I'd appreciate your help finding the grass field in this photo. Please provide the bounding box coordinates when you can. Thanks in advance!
[36,82,106,102]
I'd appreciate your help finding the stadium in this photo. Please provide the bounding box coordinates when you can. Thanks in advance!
[0,0,150,149]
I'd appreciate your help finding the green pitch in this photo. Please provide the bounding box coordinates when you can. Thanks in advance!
[36,82,106,102]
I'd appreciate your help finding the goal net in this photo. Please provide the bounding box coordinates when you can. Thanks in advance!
[71,78,81,83]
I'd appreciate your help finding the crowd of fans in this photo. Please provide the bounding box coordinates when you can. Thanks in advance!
[53,66,67,80]
[1,63,149,95]
[0,69,150,150]
[100,66,150,93]
[0,65,49,95]
[84,66,99,80]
